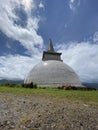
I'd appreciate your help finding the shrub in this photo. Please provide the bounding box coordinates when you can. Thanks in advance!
[2,83,16,87]
[57,84,96,91]
[33,83,37,88]
[22,82,37,89]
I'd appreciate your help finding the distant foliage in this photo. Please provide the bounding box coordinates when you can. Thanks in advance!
[22,82,37,89]
[0,83,17,87]
[57,84,96,90]
[0,82,37,89]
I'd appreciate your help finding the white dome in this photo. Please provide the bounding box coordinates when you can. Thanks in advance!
[24,60,82,87]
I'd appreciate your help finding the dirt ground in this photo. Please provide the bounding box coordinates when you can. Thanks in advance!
[0,93,98,130]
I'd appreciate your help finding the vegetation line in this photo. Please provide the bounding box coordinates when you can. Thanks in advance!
[0,85,98,105]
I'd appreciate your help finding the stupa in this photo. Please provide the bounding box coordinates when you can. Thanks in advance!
[24,39,82,87]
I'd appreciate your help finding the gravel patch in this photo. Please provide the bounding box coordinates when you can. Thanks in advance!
[0,93,98,130]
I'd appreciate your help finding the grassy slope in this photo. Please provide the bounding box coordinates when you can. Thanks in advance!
[0,86,98,105]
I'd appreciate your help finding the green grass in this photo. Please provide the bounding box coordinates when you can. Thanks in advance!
[0,86,98,105]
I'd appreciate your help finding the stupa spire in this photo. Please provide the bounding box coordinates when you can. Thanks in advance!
[42,39,62,61]
[48,39,55,52]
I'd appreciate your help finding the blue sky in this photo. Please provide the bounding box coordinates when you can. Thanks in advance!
[0,0,98,83]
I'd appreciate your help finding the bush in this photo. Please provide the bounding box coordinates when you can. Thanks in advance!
[1,83,17,87]
[57,84,96,90]
[22,82,37,89]
[33,83,37,88]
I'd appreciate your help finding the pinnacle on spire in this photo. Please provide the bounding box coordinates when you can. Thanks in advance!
[48,39,55,52]
[42,39,62,61]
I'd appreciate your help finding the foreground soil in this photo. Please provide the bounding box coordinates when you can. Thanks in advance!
[0,93,98,130]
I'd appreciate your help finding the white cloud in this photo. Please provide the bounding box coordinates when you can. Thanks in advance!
[69,0,80,12]
[39,2,45,10]
[0,0,44,81]
[21,0,34,11]
[6,42,12,49]
[0,54,42,80]
[0,0,43,54]
[93,31,98,43]
[57,41,98,83]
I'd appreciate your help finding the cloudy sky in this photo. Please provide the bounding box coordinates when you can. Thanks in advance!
[0,0,98,83]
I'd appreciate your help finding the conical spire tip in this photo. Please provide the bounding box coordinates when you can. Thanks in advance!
[48,39,55,52]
